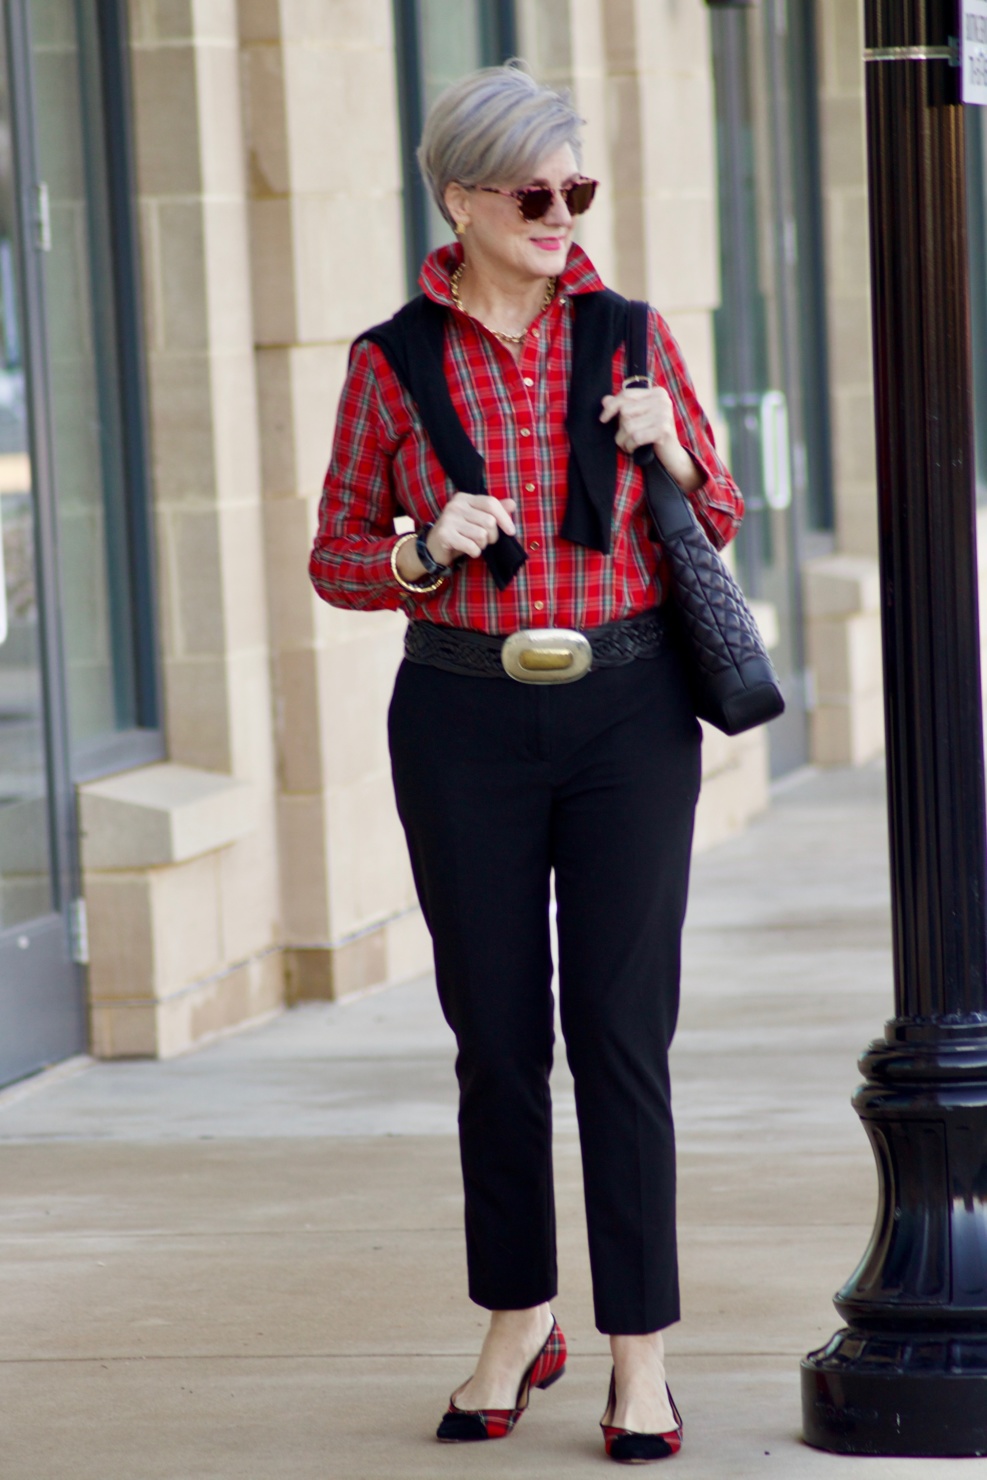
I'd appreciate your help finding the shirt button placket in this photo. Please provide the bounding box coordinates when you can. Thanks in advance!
[518,413,546,622]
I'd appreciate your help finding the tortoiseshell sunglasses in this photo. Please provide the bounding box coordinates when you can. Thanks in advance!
[476,176,599,222]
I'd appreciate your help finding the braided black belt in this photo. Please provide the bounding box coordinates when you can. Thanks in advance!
[403,608,667,680]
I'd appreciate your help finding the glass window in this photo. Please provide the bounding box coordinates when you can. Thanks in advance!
[0,14,52,929]
[394,0,517,292]
[29,0,159,776]
[710,0,832,776]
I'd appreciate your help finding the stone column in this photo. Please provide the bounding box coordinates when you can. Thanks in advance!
[83,0,284,1056]
[240,0,430,999]
[805,0,884,766]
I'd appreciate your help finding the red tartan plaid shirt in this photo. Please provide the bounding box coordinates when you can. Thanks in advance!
[309,241,743,633]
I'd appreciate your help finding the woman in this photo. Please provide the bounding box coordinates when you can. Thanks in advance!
[310,64,743,1463]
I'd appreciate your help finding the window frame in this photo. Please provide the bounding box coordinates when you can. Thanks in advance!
[393,0,518,296]
[66,0,163,782]
[5,0,78,920]
[785,0,834,533]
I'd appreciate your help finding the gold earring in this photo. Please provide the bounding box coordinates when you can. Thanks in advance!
[454,221,466,236]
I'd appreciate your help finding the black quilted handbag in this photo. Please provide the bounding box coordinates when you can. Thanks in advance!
[627,301,785,736]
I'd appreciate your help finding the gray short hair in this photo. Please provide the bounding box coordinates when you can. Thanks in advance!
[418,63,584,228]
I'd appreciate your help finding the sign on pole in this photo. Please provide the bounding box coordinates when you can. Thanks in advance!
[963,0,987,104]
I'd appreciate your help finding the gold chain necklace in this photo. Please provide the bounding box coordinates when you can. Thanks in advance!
[449,263,556,344]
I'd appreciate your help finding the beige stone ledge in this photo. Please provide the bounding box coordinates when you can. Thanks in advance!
[807,609,882,698]
[79,762,256,871]
[977,510,987,575]
[803,554,880,619]
[748,599,780,651]
[285,906,432,1003]
[90,948,285,1060]
[810,692,885,768]
[694,728,770,854]
[85,852,222,1002]
[802,552,885,767]
[700,721,734,781]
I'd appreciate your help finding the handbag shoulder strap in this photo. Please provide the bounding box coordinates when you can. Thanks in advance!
[624,299,697,543]
[627,297,650,384]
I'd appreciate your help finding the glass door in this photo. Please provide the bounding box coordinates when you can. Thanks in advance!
[0,1,84,1086]
[711,0,833,776]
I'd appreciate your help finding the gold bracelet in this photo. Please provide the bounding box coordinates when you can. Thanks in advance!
[390,531,447,595]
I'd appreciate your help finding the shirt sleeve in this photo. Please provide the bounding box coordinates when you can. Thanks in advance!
[308,339,438,613]
[650,309,744,551]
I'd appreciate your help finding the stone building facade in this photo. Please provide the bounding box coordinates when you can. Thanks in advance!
[1,0,985,1079]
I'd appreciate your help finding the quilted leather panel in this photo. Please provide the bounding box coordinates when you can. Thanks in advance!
[635,361,785,735]
[668,526,770,676]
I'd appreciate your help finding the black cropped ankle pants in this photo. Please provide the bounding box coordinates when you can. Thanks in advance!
[387,634,701,1335]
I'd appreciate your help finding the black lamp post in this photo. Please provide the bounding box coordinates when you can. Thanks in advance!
[800,0,987,1456]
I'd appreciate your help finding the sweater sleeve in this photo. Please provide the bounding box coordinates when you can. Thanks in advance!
[308,339,441,613]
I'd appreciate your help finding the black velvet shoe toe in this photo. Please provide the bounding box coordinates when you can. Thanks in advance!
[600,1368,683,1464]
[435,1408,490,1442]
[434,1317,567,1443]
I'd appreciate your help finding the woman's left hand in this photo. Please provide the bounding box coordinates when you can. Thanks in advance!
[600,385,677,458]
[600,384,704,492]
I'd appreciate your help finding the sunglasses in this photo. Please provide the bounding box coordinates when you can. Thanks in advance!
[476,177,598,222]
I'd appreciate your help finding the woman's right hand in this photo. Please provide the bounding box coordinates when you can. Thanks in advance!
[427,492,517,566]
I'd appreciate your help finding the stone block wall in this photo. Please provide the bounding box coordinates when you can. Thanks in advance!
[83,1,284,1056]
[804,557,884,766]
[805,0,883,766]
[79,0,783,1056]
[240,0,431,1003]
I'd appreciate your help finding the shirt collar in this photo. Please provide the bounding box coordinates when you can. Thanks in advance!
[418,239,605,307]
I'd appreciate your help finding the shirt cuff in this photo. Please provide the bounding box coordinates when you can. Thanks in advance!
[684,446,712,487]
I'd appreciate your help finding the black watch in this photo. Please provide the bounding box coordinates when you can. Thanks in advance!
[415,523,452,578]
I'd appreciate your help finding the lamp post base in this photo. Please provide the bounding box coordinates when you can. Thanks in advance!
[800,1028,987,1455]
[806,0,987,1457]
[802,1331,987,1455]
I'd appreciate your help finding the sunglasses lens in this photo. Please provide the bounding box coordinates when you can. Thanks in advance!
[565,179,597,216]
[518,187,554,221]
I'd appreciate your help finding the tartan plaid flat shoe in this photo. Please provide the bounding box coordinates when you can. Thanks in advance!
[600,1367,683,1463]
[435,1316,567,1442]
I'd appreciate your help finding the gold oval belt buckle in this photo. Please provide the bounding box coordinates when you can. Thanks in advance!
[501,628,593,684]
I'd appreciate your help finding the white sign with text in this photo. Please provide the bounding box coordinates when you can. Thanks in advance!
[963,0,987,104]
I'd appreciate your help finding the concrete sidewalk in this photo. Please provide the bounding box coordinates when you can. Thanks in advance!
[0,763,966,1478]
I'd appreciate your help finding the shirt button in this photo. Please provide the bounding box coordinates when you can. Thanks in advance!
[523,376,534,387]
[531,327,540,338]
[519,427,531,437]
[525,482,535,492]
[534,600,545,611]
[530,540,540,551]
